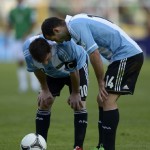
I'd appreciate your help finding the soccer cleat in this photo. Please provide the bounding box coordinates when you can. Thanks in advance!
[74,146,83,150]
[99,144,104,150]
[99,146,104,150]
[92,146,104,150]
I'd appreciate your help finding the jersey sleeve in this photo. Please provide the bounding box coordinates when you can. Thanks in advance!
[24,55,39,72]
[69,22,99,55]
[23,41,39,72]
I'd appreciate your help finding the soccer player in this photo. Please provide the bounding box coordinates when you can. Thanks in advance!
[23,34,89,150]
[41,14,144,150]
[7,0,39,92]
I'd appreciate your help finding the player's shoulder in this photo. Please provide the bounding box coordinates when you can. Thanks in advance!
[57,39,77,50]
[55,44,68,59]
[66,14,85,23]
[72,13,87,19]
[23,34,42,49]
[58,39,85,55]
[55,41,73,59]
[71,13,109,24]
[23,34,56,51]
[67,14,89,30]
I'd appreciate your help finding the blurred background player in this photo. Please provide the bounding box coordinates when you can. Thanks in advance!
[6,0,39,92]
[23,35,89,150]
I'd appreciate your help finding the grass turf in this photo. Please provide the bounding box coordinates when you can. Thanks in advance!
[0,59,149,150]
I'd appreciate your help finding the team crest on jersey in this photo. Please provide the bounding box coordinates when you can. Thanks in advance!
[65,59,77,70]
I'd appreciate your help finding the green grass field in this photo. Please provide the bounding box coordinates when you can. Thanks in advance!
[0,59,150,150]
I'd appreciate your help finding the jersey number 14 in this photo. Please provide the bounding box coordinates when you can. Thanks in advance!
[105,75,114,89]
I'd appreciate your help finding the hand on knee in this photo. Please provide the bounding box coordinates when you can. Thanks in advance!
[38,98,54,110]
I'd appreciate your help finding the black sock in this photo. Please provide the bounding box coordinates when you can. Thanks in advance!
[103,109,119,150]
[97,107,103,148]
[36,109,51,141]
[74,109,88,148]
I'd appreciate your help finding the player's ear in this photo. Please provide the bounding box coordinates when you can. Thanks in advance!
[53,27,60,34]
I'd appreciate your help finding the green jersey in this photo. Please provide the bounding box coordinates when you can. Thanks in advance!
[9,6,35,39]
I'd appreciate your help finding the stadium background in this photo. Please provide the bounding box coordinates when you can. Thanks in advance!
[0,0,150,150]
[0,0,150,61]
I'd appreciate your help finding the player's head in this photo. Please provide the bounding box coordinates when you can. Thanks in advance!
[29,38,52,64]
[41,17,71,43]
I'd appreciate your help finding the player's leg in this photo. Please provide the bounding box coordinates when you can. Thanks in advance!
[96,100,104,150]
[17,59,28,92]
[96,94,119,150]
[36,76,65,141]
[69,62,88,150]
[101,94,120,150]
[15,40,28,92]
[73,101,88,150]
[97,53,144,150]
[29,72,40,92]
[36,104,53,141]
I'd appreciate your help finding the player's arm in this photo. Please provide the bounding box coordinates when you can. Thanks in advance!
[64,60,83,110]
[89,49,108,103]
[70,24,108,102]
[34,69,48,91]
[68,70,83,110]
[34,69,54,109]
[58,42,83,110]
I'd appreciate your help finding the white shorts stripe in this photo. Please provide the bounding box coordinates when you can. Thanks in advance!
[115,58,127,91]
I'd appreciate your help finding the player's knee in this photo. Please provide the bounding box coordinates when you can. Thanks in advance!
[39,100,53,110]
[81,101,86,109]
[103,94,119,110]
[97,100,103,107]
[38,104,51,110]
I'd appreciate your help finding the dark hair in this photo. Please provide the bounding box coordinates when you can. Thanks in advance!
[29,38,51,63]
[41,17,65,38]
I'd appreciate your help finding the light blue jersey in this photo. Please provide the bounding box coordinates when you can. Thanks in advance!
[65,14,143,62]
[23,34,88,78]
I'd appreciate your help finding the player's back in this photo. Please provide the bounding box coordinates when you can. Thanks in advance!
[67,14,143,62]
[56,39,88,71]
[23,35,88,78]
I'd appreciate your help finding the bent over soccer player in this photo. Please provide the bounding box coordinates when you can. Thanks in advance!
[41,14,144,150]
[23,34,89,150]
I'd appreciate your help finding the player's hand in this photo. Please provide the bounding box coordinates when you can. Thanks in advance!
[67,93,83,111]
[38,89,54,108]
[97,80,108,104]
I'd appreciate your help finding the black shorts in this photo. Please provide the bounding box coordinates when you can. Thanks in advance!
[46,62,88,101]
[104,53,144,95]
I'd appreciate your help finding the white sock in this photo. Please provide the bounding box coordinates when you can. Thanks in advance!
[17,67,28,92]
